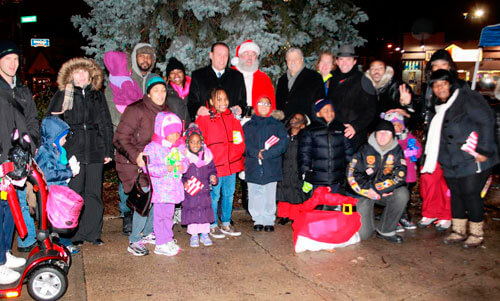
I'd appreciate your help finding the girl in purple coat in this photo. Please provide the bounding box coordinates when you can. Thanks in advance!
[143,112,188,256]
[181,125,218,247]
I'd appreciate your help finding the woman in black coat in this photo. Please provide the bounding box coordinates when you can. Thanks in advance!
[423,70,499,248]
[47,57,113,246]
[165,57,190,129]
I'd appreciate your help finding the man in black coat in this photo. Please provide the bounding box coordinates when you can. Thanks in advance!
[187,42,246,120]
[0,41,37,280]
[327,45,377,151]
[276,47,325,120]
[365,60,417,129]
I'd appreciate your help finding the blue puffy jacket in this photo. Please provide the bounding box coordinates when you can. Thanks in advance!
[34,117,73,186]
[243,114,289,185]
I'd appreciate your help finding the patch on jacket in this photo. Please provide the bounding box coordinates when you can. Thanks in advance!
[386,154,394,165]
[366,155,375,165]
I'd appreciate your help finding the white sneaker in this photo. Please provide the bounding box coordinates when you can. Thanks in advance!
[0,266,20,284]
[142,232,156,245]
[417,217,438,228]
[154,240,181,256]
[435,219,451,231]
[4,251,26,269]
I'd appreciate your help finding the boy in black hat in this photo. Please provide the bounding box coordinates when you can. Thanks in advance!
[299,98,353,194]
[347,120,409,243]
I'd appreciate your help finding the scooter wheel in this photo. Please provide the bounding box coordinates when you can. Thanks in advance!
[27,266,68,301]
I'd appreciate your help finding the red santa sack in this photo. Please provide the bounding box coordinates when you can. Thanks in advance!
[292,186,361,253]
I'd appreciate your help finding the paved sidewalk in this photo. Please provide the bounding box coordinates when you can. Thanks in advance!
[18,209,500,300]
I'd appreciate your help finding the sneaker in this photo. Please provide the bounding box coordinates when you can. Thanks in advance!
[66,244,80,255]
[396,223,405,233]
[173,208,182,224]
[435,220,451,231]
[4,251,26,269]
[200,234,213,246]
[417,217,438,228]
[400,217,417,230]
[154,240,181,256]
[128,241,149,256]
[209,227,226,239]
[190,235,200,248]
[0,266,20,285]
[220,225,241,237]
[142,233,156,245]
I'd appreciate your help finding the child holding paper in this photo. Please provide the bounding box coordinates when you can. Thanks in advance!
[181,125,218,247]
[243,95,288,232]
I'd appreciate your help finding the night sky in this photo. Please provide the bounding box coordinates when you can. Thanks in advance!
[1,0,499,71]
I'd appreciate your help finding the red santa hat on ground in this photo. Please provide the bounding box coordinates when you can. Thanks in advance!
[231,39,261,66]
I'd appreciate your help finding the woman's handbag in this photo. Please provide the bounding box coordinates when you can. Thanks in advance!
[126,156,153,216]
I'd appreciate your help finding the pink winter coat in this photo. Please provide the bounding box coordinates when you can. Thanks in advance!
[143,140,189,204]
[103,51,142,113]
[397,132,422,183]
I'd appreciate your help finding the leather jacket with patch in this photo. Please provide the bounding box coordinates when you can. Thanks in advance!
[347,133,407,197]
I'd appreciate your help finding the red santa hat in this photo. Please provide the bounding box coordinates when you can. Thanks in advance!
[231,39,260,66]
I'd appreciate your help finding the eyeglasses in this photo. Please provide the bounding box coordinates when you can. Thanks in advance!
[257,103,271,107]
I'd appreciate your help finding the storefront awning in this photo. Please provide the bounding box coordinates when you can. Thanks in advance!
[479,24,500,47]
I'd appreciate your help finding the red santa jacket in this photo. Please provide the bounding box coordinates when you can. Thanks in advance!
[233,67,276,112]
[196,109,245,177]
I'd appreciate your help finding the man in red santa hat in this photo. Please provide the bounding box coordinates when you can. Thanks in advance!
[231,40,276,119]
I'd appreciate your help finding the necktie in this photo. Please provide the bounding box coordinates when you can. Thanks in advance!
[217,72,222,78]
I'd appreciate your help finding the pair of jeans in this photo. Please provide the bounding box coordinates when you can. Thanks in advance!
[356,186,409,239]
[0,201,15,264]
[210,174,236,227]
[118,181,131,217]
[248,182,277,226]
[129,186,154,244]
[16,187,36,248]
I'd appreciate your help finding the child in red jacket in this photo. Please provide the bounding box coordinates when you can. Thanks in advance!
[196,87,245,239]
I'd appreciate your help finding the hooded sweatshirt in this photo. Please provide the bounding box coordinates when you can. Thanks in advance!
[35,117,73,186]
[347,133,407,198]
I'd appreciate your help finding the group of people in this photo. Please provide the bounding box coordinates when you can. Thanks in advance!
[0,36,498,282]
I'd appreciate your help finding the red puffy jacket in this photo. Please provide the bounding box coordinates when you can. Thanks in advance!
[196,109,245,177]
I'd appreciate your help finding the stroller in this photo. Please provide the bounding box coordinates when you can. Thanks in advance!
[0,131,81,300]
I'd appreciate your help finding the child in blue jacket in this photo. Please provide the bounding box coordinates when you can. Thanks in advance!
[35,116,80,253]
[243,95,288,232]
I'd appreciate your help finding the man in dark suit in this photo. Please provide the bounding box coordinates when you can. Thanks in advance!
[276,47,325,120]
[188,42,246,120]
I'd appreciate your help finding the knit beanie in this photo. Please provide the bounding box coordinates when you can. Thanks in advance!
[374,120,395,136]
[0,40,19,59]
[382,111,405,130]
[136,45,155,56]
[166,57,185,77]
[146,73,167,94]
[314,98,334,113]
[154,112,182,138]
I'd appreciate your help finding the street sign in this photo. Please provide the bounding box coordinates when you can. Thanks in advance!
[21,15,37,23]
[31,39,50,47]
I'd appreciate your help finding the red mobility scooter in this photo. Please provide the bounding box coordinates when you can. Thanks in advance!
[0,153,72,299]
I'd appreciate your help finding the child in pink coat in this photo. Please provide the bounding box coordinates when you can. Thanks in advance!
[384,111,422,231]
[143,112,188,256]
[103,51,143,113]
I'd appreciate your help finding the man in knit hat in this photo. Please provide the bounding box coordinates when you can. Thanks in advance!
[0,40,39,283]
[346,120,409,243]
[231,40,275,119]
[105,42,157,235]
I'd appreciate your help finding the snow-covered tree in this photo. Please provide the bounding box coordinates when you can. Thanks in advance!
[72,0,368,80]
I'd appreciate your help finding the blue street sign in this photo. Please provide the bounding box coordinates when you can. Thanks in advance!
[31,39,50,47]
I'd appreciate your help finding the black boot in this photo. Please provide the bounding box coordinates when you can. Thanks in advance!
[122,212,133,235]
